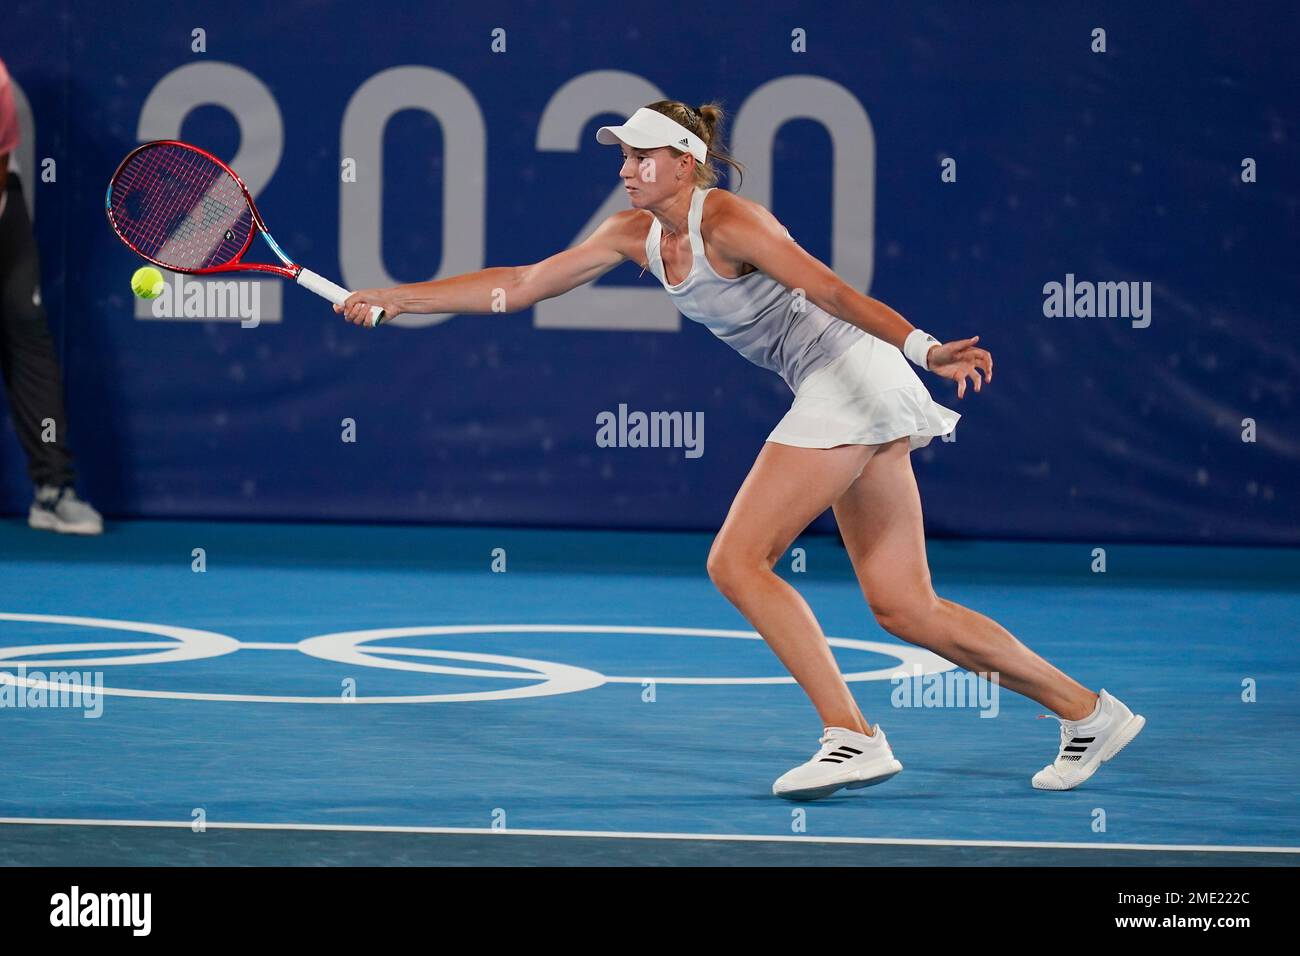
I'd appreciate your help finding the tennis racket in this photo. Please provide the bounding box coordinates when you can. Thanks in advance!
[105,139,386,327]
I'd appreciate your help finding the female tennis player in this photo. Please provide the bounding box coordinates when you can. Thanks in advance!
[336,100,1145,800]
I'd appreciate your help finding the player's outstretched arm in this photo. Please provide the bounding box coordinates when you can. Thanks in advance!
[335,212,634,325]
[704,190,914,348]
[707,190,991,397]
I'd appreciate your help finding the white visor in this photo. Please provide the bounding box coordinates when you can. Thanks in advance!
[596,107,708,164]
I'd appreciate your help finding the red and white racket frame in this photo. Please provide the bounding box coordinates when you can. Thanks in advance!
[105,139,386,326]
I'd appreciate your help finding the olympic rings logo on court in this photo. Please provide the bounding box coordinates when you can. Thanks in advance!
[0,613,957,705]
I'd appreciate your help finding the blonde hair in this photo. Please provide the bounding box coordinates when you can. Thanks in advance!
[644,99,746,190]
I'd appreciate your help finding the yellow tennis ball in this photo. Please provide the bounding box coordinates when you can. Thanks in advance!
[131,266,165,300]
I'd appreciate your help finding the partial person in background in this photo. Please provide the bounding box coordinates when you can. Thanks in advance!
[0,55,102,534]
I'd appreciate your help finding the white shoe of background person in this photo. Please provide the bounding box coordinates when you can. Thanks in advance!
[28,484,104,535]
[1032,688,1145,791]
[772,724,904,800]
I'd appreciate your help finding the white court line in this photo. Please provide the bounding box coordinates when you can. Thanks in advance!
[0,817,1295,854]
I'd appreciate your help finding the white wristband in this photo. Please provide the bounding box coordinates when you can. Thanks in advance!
[903,329,941,370]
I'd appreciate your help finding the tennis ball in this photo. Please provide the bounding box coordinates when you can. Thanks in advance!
[131,266,165,300]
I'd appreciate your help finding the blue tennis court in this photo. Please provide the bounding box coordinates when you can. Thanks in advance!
[2,519,1295,866]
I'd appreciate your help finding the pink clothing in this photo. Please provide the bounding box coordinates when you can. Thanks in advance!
[0,57,19,156]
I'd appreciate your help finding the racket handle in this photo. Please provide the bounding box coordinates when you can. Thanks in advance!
[297,268,387,327]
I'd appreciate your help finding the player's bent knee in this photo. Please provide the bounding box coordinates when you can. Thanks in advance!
[869,593,942,641]
[705,551,740,595]
[706,547,764,599]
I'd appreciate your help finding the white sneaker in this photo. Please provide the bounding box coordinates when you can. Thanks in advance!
[772,725,903,801]
[29,484,104,535]
[1032,688,1145,790]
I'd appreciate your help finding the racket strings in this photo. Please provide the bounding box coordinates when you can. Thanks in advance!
[109,144,254,271]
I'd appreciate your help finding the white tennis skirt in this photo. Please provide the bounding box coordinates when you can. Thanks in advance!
[766,333,961,450]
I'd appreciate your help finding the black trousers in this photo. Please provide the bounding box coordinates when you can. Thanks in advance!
[0,171,74,487]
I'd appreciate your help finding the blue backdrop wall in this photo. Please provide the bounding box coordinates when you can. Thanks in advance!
[2,0,1296,544]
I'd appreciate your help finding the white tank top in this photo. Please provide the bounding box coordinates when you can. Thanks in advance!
[644,186,864,391]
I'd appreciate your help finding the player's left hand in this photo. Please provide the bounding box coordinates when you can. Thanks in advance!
[926,335,993,399]
[334,289,403,326]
